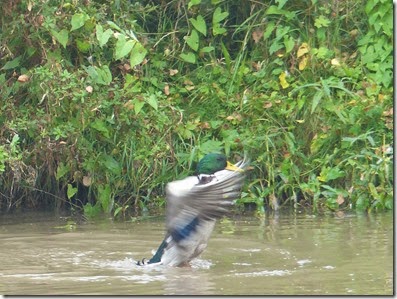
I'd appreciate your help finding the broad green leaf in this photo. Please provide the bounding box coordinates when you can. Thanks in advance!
[355,196,369,210]
[213,7,229,23]
[102,154,121,175]
[133,99,145,115]
[179,52,196,64]
[190,15,207,36]
[97,65,112,85]
[146,94,158,110]
[199,140,223,155]
[85,66,97,80]
[188,0,201,9]
[213,24,226,36]
[185,29,199,51]
[266,5,284,15]
[1,56,22,70]
[71,13,89,31]
[366,135,375,146]
[200,46,214,53]
[10,134,19,149]
[315,46,331,59]
[130,42,147,67]
[83,202,102,218]
[265,5,296,19]
[365,1,375,15]
[56,162,70,180]
[311,91,323,113]
[114,206,123,218]
[263,21,275,39]
[269,41,283,54]
[67,184,78,199]
[318,166,345,182]
[115,35,135,60]
[76,39,90,53]
[320,78,331,97]
[98,184,113,214]
[96,24,113,47]
[314,15,331,28]
[90,119,110,138]
[284,35,295,53]
[276,0,288,9]
[106,21,122,32]
[51,29,69,48]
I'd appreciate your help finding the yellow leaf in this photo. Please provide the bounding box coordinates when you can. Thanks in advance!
[299,55,308,70]
[279,71,290,89]
[297,42,309,58]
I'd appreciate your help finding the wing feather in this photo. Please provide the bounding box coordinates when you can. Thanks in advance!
[165,159,248,236]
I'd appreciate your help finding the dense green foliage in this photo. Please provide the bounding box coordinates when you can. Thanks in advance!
[0,0,393,217]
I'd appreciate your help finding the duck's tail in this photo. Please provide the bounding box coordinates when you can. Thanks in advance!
[136,238,168,266]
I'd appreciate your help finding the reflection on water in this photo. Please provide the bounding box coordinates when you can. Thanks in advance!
[0,210,393,295]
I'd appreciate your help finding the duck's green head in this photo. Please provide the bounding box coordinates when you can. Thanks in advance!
[196,153,243,175]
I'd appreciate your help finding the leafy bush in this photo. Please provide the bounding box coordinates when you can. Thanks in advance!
[0,0,392,216]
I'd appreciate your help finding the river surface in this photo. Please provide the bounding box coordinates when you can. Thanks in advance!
[0,210,393,295]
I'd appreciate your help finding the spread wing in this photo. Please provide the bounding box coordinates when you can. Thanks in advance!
[165,159,248,240]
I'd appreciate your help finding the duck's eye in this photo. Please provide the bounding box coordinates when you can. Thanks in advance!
[217,157,223,161]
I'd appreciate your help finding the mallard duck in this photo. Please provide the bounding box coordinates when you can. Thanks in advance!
[137,153,248,267]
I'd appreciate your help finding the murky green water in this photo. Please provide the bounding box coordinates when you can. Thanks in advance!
[0,210,393,295]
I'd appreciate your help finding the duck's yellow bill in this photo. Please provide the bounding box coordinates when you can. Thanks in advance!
[226,161,244,172]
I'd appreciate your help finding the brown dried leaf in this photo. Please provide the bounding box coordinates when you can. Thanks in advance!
[82,176,92,187]
[123,100,134,110]
[226,112,242,122]
[269,193,279,210]
[164,84,170,95]
[383,108,393,116]
[17,74,29,82]
[252,29,263,43]
[263,101,272,109]
[36,15,44,26]
[169,69,178,76]
[123,63,131,71]
[336,194,344,205]
[200,122,210,129]
[252,61,261,71]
